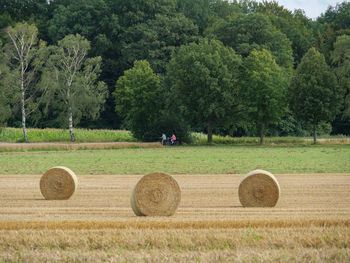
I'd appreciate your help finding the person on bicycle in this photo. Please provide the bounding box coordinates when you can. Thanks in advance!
[161,133,167,145]
[171,133,176,144]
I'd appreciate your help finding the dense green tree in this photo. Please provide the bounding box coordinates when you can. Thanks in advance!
[318,1,350,30]
[0,0,48,22]
[177,0,211,33]
[242,49,288,144]
[120,14,198,74]
[47,0,120,59]
[332,35,350,119]
[257,1,316,66]
[290,48,340,143]
[0,46,11,126]
[317,1,350,63]
[210,0,241,19]
[331,35,350,134]
[41,34,107,142]
[210,12,293,71]
[107,0,177,27]
[113,60,162,141]
[167,38,242,143]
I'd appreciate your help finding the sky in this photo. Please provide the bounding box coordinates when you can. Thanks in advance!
[255,0,346,19]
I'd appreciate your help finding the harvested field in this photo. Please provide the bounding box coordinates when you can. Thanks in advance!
[0,173,349,222]
[0,173,349,262]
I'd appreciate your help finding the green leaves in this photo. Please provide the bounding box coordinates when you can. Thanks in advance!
[42,34,107,127]
[332,35,350,120]
[114,60,161,141]
[242,49,288,143]
[290,48,340,142]
[210,13,293,71]
[167,38,242,142]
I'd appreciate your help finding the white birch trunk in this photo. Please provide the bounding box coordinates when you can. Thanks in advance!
[68,108,75,142]
[21,61,28,142]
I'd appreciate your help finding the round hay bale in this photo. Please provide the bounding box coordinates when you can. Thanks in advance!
[130,172,181,216]
[238,169,280,207]
[40,166,78,200]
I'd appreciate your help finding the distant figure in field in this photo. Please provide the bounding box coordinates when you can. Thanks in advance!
[171,133,176,144]
[161,133,167,145]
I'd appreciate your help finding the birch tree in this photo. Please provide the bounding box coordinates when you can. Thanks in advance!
[5,23,41,142]
[42,34,107,142]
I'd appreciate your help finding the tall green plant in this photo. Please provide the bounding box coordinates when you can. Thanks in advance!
[114,60,162,141]
[243,49,288,144]
[0,44,11,127]
[290,48,340,143]
[167,38,243,143]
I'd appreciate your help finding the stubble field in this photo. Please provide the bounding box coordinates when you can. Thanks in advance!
[0,169,349,262]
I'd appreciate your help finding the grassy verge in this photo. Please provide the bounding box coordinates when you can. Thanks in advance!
[189,132,350,146]
[0,128,136,143]
[0,146,349,174]
[1,128,349,146]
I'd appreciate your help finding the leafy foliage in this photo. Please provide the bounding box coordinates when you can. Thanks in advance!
[0,47,10,126]
[289,48,340,143]
[0,0,349,139]
[41,34,107,141]
[114,60,162,141]
[332,35,350,119]
[120,14,198,74]
[242,49,288,144]
[167,38,242,142]
[209,12,293,71]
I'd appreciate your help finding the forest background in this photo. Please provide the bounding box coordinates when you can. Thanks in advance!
[0,0,349,143]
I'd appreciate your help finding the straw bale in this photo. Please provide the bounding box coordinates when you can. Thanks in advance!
[239,169,280,207]
[40,166,78,200]
[130,172,181,216]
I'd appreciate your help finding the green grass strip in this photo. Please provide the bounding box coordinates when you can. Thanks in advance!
[0,146,349,175]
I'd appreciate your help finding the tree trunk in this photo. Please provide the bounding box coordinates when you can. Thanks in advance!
[260,120,265,145]
[21,63,28,143]
[207,120,213,143]
[313,123,317,144]
[68,109,75,142]
[21,91,28,143]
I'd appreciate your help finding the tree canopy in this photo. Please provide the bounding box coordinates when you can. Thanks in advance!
[290,48,340,143]
[242,49,288,144]
[167,38,242,142]
[0,0,349,139]
[113,60,161,141]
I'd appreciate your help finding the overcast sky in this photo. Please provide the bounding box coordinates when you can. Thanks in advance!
[255,0,346,19]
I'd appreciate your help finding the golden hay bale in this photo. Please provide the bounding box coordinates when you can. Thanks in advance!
[130,172,181,216]
[40,166,78,200]
[238,169,280,207]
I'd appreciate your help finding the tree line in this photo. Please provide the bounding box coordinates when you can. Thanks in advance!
[0,0,349,143]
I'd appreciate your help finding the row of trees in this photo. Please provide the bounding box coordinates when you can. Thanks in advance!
[0,0,349,143]
[115,39,342,144]
[1,23,107,142]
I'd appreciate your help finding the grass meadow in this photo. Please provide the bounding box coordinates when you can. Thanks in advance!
[0,146,349,175]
